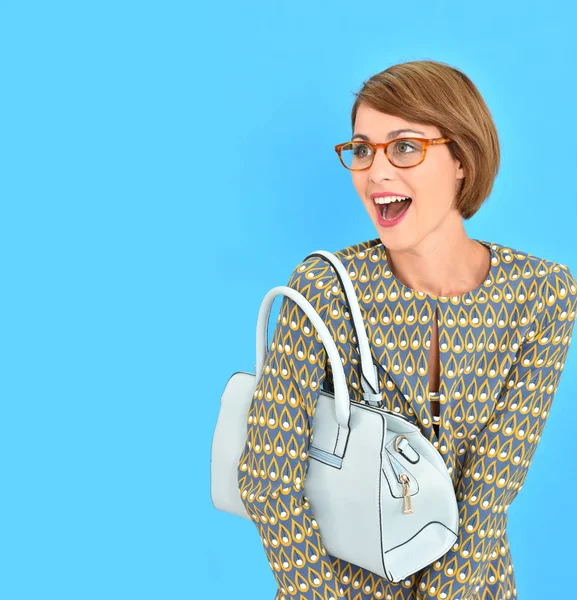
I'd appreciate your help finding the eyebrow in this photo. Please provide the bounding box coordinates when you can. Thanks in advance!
[352,128,426,141]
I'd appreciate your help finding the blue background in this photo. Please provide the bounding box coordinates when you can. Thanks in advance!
[2,1,576,599]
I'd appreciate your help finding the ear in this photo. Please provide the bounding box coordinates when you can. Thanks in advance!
[456,161,465,180]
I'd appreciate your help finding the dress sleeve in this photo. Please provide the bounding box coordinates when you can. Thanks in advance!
[416,264,577,600]
[237,256,343,600]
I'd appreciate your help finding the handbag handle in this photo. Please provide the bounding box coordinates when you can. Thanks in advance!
[255,285,351,440]
[305,250,383,405]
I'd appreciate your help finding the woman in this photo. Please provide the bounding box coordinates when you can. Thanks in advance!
[236,60,577,600]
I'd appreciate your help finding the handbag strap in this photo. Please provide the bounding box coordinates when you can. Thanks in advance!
[256,285,351,455]
[304,250,383,406]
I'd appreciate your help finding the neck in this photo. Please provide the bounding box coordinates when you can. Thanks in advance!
[382,232,492,297]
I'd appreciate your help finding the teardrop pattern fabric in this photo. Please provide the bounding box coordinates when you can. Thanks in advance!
[237,237,577,600]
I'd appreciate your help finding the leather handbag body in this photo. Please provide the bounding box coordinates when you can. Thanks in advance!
[210,250,459,582]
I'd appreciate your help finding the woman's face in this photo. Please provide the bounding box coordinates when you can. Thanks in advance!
[350,104,464,250]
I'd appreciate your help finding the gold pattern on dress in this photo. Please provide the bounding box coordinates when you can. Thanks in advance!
[237,237,577,600]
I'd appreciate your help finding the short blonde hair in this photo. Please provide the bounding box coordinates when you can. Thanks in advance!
[350,60,500,220]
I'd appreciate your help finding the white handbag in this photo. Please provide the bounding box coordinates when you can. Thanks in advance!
[210,250,459,582]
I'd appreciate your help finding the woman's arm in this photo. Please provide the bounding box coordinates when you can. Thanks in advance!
[416,264,577,600]
[237,256,343,600]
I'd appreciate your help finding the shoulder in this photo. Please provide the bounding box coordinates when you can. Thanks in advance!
[492,240,577,327]
[285,237,381,314]
[287,237,382,287]
[541,262,577,327]
[490,240,558,276]
[284,252,337,317]
[490,240,575,291]
[504,242,576,302]
[332,236,383,268]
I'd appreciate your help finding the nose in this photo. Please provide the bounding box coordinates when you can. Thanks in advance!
[367,146,397,181]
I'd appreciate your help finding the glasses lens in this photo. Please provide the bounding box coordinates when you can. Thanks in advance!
[387,139,425,167]
[339,142,373,170]
[339,139,425,169]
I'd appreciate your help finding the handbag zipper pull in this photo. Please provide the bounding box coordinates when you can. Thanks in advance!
[399,473,413,514]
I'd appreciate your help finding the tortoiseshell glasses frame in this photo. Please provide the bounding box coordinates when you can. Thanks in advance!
[334,137,453,170]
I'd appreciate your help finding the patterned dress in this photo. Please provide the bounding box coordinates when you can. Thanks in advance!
[237,236,577,600]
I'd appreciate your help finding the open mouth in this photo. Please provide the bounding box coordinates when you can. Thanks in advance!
[376,197,412,221]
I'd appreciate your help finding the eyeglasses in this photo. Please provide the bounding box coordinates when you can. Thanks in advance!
[334,137,452,170]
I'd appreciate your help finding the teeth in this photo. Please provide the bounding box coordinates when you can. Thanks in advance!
[373,195,411,204]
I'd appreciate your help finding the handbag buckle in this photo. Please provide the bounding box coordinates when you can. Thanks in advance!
[399,473,414,514]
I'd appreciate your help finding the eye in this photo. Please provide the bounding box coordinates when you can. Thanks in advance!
[392,140,419,154]
[353,143,372,158]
